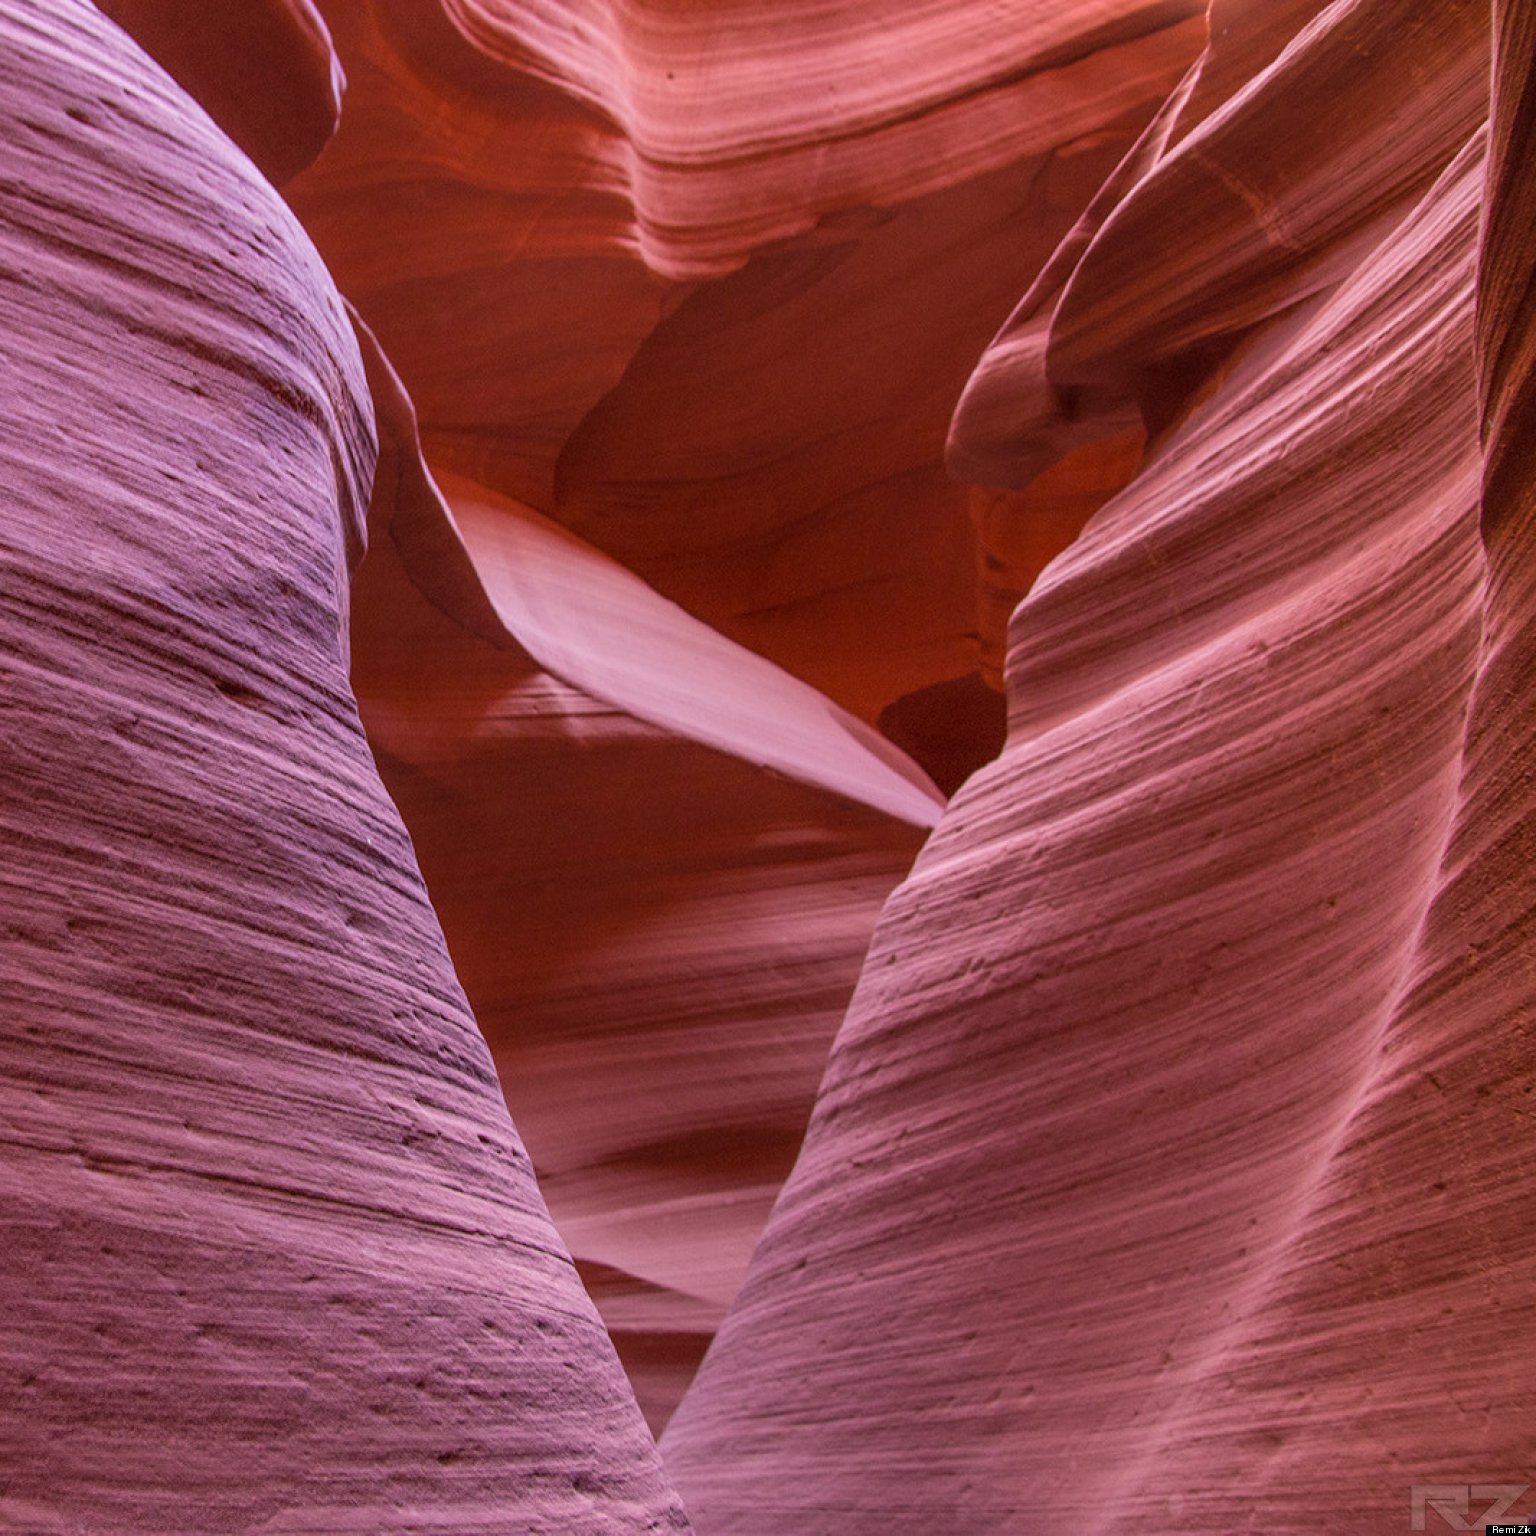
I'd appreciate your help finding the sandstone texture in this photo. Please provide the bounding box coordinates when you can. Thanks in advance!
[348,318,939,1428]
[4,0,1534,1532]
[665,2,1536,1532]
[1,3,685,1529]
[280,0,1206,750]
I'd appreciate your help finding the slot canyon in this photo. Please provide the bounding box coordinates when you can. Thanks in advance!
[2,0,1533,1530]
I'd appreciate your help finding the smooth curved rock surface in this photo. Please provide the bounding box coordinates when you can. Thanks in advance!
[285,0,1206,746]
[665,3,1535,1530]
[945,0,1340,493]
[0,4,687,1529]
[947,0,1489,680]
[97,0,344,185]
[1481,0,1536,534]
[1048,0,1489,396]
[9,0,1535,1530]
[436,0,1209,279]
[347,321,937,1426]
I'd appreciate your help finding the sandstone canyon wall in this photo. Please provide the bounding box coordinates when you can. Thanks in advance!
[0,2,687,1529]
[664,1,1536,1532]
[270,0,1207,1441]
[3,0,1534,1533]
[346,319,942,1428]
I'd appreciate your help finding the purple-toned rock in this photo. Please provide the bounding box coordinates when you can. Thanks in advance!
[0,4,687,1530]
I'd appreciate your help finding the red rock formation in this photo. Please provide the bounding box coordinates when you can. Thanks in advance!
[349,319,939,1428]
[664,3,1536,1531]
[0,4,686,1528]
[283,0,1208,751]
[9,0,1535,1530]
[272,0,1217,1421]
[95,0,344,185]
[440,0,1209,277]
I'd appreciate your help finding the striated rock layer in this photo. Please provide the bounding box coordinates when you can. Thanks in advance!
[348,324,939,1428]
[8,0,1535,1530]
[665,1,1536,1531]
[284,0,1208,751]
[265,0,1222,1416]
[0,4,686,1530]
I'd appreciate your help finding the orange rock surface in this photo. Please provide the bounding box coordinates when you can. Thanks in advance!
[349,318,938,1428]
[282,0,1206,735]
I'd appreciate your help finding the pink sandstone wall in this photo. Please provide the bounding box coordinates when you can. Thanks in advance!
[0,2,686,1528]
[664,2,1536,1531]
[4,0,1532,1531]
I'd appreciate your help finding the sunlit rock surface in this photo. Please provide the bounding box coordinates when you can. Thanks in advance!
[0,4,686,1529]
[5,0,1534,1532]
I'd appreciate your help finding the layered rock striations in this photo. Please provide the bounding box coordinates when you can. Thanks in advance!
[267,0,1218,1422]
[281,0,1208,752]
[5,0,1534,1532]
[0,3,686,1529]
[664,1,1536,1531]
[348,324,940,1428]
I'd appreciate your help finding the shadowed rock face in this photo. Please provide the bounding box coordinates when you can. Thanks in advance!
[7,0,1535,1532]
[280,0,1207,737]
[347,320,938,1429]
[94,0,345,185]
[270,0,1211,1430]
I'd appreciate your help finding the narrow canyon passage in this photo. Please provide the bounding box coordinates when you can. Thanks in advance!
[3,2,1533,1533]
